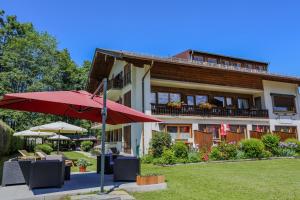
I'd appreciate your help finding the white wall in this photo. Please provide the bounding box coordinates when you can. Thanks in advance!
[263,80,300,140]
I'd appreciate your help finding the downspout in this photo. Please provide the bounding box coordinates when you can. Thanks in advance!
[141,60,154,156]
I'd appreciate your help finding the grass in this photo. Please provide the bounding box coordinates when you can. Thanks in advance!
[132,159,300,200]
[62,151,96,172]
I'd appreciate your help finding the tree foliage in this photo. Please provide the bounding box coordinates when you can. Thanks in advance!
[0,10,91,131]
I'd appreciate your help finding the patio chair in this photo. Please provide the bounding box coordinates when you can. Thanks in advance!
[97,154,115,174]
[1,160,31,186]
[113,157,140,182]
[28,160,65,189]
[18,150,37,160]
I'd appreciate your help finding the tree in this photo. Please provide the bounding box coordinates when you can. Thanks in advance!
[0,10,91,131]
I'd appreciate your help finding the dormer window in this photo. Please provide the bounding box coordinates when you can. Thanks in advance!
[233,62,241,68]
[193,55,204,62]
[207,58,217,64]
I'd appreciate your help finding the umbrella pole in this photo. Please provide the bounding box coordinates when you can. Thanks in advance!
[57,130,60,154]
[100,78,107,193]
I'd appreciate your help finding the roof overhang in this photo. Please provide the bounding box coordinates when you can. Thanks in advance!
[87,48,300,93]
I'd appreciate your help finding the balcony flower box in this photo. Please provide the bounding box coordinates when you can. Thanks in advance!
[199,103,216,110]
[167,101,182,109]
[136,174,165,185]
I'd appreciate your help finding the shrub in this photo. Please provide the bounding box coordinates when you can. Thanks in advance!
[172,142,188,159]
[188,152,201,163]
[262,150,272,158]
[261,134,280,155]
[141,154,154,164]
[285,138,300,153]
[80,141,93,152]
[218,142,238,160]
[209,142,238,160]
[160,148,176,165]
[150,132,171,158]
[236,150,246,159]
[277,148,296,157]
[277,142,298,157]
[0,120,24,156]
[176,158,189,164]
[35,144,53,155]
[239,139,265,158]
[90,149,100,156]
[209,147,222,160]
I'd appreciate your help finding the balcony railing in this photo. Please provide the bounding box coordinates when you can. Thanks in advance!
[151,104,269,118]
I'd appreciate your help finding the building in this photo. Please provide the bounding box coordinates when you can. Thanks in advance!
[87,48,300,156]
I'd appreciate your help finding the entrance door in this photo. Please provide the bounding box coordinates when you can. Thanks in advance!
[124,125,131,154]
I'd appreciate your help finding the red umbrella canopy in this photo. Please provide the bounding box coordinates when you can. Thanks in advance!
[0,90,162,124]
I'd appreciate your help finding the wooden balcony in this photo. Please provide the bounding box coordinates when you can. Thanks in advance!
[151,104,269,118]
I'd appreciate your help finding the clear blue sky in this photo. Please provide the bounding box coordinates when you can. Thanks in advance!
[2,0,300,76]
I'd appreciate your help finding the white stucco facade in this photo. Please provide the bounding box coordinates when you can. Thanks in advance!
[101,61,300,157]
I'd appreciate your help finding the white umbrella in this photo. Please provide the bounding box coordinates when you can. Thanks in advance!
[14,130,57,137]
[30,121,87,153]
[48,135,71,141]
[30,121,87,133]
[14,130,56,149]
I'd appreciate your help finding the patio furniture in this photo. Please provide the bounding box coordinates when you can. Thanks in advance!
[1,160,31,186]
[113,157,140,182]
[28,160,65,189]
[18,150,37,160]
[97,155,114,174]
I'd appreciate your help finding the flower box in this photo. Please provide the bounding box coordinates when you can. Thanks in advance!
[136,175,165,185]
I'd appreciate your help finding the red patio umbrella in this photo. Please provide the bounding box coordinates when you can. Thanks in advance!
[0,90,161,124]
[0,87,162,193]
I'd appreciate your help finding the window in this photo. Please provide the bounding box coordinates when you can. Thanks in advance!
[271,94,296,113]
[226,97,233,106]
[195,95,208,105]
[193,55,204,62]
[233,62,241,68]
[229,125,247,133]
[221,60,230,66]
[151,93,156,104]
[254,97,262,109]
[198,124,220,139]
[252,125,270,132]
[187,96,195,106]
[158,92,169,104]
[238,98,249,109]
[245,63,253,69]
[170,93,181,102]
[275,126,297,133]
[166,125,192,140]
[207,58,217,64]
[213,96,225,107]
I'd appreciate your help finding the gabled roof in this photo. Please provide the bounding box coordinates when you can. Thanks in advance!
[87,48,300,92]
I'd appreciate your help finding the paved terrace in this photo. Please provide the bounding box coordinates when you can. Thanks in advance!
[0,172,167,200]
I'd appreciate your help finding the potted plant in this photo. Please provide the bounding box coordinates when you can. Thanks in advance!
[136,173,165,185]
[77,158,91,172]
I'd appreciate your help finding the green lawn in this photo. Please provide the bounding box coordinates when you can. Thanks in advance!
[133,159,300,200]
[62,151,97,172]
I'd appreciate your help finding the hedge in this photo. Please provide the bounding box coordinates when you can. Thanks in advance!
[0,120,24,156]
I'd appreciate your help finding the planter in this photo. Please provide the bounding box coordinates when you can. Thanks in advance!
[79,166,87,172]
[136,175,165,185]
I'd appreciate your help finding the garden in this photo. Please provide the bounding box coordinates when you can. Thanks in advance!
[141,132,300,165]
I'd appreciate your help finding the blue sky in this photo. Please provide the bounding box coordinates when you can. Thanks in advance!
[2,0,300,76]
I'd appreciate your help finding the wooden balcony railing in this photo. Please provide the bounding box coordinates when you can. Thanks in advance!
[151,104,269,118]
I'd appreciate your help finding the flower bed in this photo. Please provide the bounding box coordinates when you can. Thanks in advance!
[142,132,300,165]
